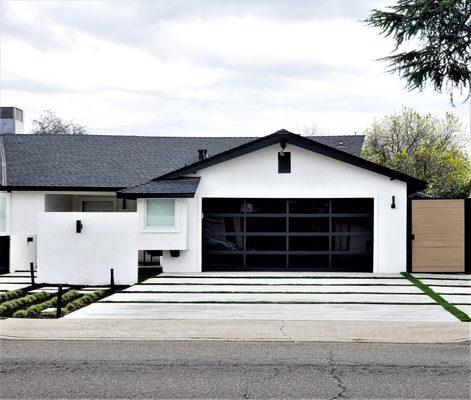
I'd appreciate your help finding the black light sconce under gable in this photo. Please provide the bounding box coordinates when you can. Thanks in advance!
[76,220,83,233]
[391,196,396,209]
[278,138,291,173]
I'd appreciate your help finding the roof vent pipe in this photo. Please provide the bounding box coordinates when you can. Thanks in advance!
[198,149,208,161]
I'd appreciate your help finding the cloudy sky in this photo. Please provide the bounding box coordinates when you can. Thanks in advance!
[0,0,469,137]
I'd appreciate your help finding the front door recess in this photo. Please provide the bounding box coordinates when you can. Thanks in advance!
[202,198,373,271]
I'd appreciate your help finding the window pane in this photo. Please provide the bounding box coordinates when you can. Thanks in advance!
[0,198,6,232]
[204,254,243,268]
[146,199,174,227]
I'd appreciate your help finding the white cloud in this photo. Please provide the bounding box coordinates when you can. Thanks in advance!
[0,0,468,137]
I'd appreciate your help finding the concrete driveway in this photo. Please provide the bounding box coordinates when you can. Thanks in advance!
[65,272,470,322]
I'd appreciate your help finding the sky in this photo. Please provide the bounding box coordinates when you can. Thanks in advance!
[0,0,469,137]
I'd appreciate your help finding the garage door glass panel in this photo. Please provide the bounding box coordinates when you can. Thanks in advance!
[289,236,329,251]
[332,236,372,252]
[289,199,329,214]
[332,217,371,233]
[289,255,329,268]
[246,217,286,232]
[245,199,286,214]
[204,217,244,234]
[204,235,244,251]
[332,254,372,270]
[246,255,286,268]
[332,199,372,214]
[203,199,244,213]
[246,236,286,251]
[204,254,243,268]
[289,218,329,232]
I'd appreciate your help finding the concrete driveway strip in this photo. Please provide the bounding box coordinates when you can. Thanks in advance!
[1,318,469,343]
[102,292,433,303]
[127,284,423,293]
[64,302,458,322]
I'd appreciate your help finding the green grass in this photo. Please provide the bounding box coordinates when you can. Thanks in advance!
[12,290,82,318]
[402,272,470,322]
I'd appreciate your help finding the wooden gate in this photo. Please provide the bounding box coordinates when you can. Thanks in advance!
[411,199,469,273]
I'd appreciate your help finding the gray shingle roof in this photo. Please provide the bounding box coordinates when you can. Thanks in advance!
[0,133,364,189]
[118,178,200,198]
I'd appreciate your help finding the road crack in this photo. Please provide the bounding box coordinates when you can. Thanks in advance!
[328,350,348,400]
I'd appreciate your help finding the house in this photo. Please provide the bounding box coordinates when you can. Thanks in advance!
[0,111,426,277]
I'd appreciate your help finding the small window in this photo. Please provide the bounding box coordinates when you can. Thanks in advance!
[278,152,291,173]
[0,196,8,233]
[146,199,175,227]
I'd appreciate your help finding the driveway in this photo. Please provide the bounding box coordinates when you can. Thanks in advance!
[66,272,470,322]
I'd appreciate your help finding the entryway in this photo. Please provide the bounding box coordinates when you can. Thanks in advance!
[202,198,373,272]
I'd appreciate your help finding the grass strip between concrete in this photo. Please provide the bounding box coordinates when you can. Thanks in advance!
[402,272,470,322]
[100,300,438,305]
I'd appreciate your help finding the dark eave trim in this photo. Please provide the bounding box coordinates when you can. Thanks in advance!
[153,130,427,191]
[117,192,196,199]
[0,186,124,192]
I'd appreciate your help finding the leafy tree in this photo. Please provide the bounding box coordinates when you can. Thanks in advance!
[365,0,471,102]
[362,107,471,198]
[32,110,86,135]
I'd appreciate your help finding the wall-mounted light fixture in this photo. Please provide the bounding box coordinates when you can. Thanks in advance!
[76,220,83,233]
[391,196,396,209]
[280,138,287,155]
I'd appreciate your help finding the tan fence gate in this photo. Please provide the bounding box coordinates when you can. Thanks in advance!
[411,199,470,273]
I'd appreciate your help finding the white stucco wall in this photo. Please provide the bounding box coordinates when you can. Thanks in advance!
[36,212,138,285]
[161,143,408,273]
[8,191,134,271]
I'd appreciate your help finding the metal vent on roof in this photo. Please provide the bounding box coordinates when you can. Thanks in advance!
[278,151,291,173]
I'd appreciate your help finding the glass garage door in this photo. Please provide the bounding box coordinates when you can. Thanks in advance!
[202,198,373,272]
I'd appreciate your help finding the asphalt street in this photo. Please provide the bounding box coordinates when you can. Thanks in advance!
[0,339,470,399]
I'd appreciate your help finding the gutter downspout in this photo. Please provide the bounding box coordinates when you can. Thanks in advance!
[0,136,7,187]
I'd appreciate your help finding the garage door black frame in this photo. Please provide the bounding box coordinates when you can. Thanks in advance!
[202,198,374,272]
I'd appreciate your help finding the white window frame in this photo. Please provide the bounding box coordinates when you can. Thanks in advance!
[140,198,180,233]
[0,192,11,236]
[78,196,117,212]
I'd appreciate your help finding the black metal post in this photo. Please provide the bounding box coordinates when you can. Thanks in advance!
[29,262,35,287]
[56,285,63,318]
[110,268,115,293]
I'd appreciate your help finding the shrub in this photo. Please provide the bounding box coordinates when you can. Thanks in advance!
[0,292,52,317]
[0,289,26,303]
[12,290,82,318]
[63,290,107,315]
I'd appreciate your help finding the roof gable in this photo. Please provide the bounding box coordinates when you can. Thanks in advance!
[152,130,426,192]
